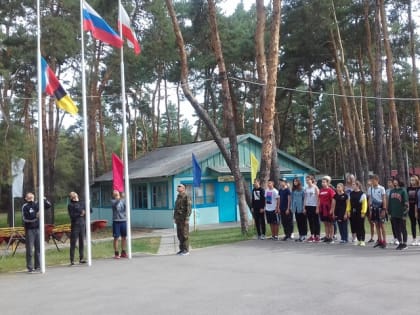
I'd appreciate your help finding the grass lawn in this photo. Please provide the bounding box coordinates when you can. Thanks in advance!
[0,207,408,274]
[0,237,160,273]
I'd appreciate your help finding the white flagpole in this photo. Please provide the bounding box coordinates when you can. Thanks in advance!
[36,0,46,274]
[80,0,92,266]
[119,0,132,258]
[193,186,197,231]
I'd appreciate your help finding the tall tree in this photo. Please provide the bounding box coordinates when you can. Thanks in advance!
[379,0,406,184]
[165,0,251,232]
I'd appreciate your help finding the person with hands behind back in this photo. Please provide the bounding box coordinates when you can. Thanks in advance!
[68,192,86,265]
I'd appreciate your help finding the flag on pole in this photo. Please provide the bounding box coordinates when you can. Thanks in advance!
[118,3,141,55]
[112,153,124,192]
[250,153,259,183]
[41,57,78,115]
[12,158,25,198]
[192,153,201,187]
[83,1,123,48]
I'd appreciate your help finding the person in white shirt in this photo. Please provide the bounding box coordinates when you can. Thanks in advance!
[367,174,387,248]
[265,179,280,240]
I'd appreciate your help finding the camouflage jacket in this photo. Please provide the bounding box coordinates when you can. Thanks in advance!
[173,192,192,221]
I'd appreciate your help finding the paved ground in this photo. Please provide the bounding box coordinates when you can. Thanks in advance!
[2,236,420,315]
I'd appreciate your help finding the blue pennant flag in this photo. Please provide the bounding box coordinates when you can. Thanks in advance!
[192,153,202,187]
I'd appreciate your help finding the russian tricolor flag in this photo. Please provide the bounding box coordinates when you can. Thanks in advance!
[41,57,78,115]
[83,1,123,48]
[119,3,141,55]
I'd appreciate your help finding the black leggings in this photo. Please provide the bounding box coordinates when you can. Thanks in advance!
[253,211,266,236]
[408,206,420,238]
[295,212,308,237]
[392,217,407,244]
[352,214,365,241]
[281,211,294,238]
[306,206,320,236]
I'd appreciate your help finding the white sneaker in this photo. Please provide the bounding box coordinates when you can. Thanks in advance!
[411,239,418,246]
[260,235,265,240]
[394,239,400,245]
[291,233,295,239]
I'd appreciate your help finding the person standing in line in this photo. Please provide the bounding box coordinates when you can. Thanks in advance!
[291,178,306,242]
[344,174,356,242]
[386,178,399,245]
[22,192,52,273]
[365,178,376,243]
[251,179,266,240]
[407,175,419,245]
[68,192,87,265]
[173,184,192,255]
[388,179,409,250]
[112,190,128,258]
[265,179,280,240]
[367,175,387,249]
[304,175,320,242]
[332,183,349,243]
[318,176,336,243]
[279,178,293,241]
[347,181,368,246]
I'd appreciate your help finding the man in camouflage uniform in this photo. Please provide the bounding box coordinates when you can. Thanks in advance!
[174,184,192,255]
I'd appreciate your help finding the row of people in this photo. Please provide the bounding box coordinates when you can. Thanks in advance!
[250,174,411,249]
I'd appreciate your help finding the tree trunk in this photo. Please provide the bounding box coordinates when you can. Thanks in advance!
[329,29,363,180]
[408,0,420,167]
[331,0,368,182]
[165,0,251,232]
[379,0,406,184]
[256,0,281,186]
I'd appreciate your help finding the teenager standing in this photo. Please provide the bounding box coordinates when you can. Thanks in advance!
[265,179,280,240]
[367,175,387,249]
[388,179,409,250]
[318,177,336,243]
[304,175,320,242]
[333,183,349,243]
[347,181,368,246]
[279,178,293,241]
[407,175,419,245]
[251,179,266,240]
[291,178,307,242]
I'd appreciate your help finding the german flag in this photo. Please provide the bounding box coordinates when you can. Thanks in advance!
[41,57,78,115]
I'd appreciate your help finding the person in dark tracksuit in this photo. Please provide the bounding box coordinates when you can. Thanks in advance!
[22,192,52,273]
[279,178,293,241]
[68,192,86,265]
[174,184,192,255]
[388,179,409,250]
[251,179,266,240]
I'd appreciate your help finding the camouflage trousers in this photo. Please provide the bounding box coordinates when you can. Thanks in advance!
[175,219,189,252]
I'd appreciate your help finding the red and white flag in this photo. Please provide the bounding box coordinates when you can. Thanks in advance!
[118,3,141,55]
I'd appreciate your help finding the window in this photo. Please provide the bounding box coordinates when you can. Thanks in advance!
[152,182,168,208]
[101,187,112,207]
[91,189,100,207]
[185,182,215,206]
[133,184,148,209]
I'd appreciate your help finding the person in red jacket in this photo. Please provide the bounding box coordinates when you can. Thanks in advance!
[318,176,336,243]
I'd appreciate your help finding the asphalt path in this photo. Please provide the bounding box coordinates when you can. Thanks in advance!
[2,239,419,315]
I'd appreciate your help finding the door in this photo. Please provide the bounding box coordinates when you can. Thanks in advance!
[217,182,237,222]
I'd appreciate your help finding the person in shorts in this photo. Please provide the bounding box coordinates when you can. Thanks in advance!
[112,190,127,258]
[265,179,280,240]
[367,174,387,248]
